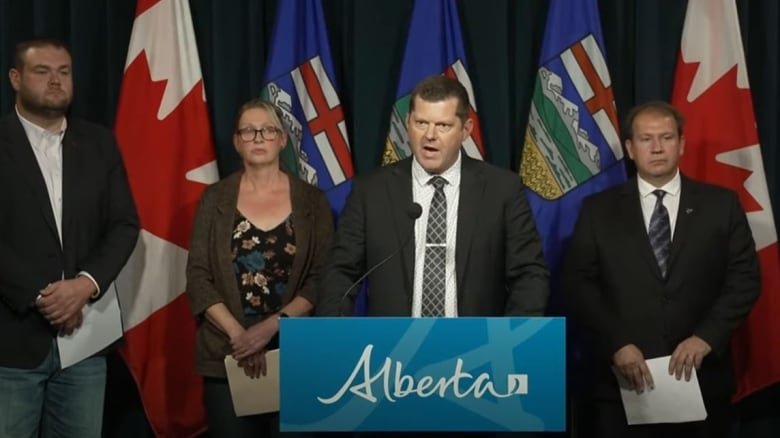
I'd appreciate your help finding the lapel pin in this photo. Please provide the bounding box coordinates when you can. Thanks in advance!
[685,208,694,214]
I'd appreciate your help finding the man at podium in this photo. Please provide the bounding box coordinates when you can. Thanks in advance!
[317,75,549,318]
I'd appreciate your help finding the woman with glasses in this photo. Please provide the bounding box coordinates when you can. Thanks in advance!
[186,98,333,436]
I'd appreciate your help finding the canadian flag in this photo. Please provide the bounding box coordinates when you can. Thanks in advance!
[114,0,218,436]
[671,0,780,401]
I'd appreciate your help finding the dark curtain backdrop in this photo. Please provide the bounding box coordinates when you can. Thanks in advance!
[1,0,778,220]
[1,1,778,437]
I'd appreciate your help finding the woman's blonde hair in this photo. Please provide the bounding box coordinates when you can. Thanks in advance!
[234,99,286,133]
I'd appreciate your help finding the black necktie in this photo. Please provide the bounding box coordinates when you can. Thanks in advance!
[421,176,447,316]
[648,189,671,278]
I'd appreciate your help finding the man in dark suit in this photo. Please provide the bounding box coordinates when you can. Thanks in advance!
[564,101,760,437]
[317,75,549,318]
[0,38,139,437]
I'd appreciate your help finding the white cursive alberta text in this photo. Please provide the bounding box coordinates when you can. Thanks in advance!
[317,344,528,404]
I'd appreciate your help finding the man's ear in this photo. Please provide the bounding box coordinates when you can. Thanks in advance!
[461,117,473,141]
[8,68,21,92]
[625,139,635,161]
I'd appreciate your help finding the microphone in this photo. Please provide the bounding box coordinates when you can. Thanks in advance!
[338,202,422,316]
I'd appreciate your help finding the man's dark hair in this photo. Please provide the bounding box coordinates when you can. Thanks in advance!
[14,38,72,70]
[623,101,685,141]
[408,75,470,124]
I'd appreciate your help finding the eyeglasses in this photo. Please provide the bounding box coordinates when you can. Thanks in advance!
[236,126,282,142]
[411,119,456,134]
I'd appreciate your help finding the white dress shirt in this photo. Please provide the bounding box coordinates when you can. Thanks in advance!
[411,153,461,317]
[637,171,681,239]
[17,108,100,295]
[17,107,66,242]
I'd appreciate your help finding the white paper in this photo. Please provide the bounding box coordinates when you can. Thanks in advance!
[57,283,123,368]
[225,349,280,416]
[614,355,707,425]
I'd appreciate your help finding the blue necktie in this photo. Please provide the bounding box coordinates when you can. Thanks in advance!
[648,189,671,278]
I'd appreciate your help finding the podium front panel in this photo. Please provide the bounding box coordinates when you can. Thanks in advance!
[279,317,565,432]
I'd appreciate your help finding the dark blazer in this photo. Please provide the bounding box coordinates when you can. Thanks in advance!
[564,175,760,403]
[0,112,139,369]
[186,171,334,378]
[317,155,549,317]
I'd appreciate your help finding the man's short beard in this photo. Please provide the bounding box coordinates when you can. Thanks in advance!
[18,92,70,120]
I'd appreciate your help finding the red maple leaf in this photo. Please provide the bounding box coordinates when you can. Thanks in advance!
[671,58,762,213]
[115,53,215,249]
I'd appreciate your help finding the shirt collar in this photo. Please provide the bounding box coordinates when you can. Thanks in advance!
[15,106,67,141]
[637,170,681,199]
[411,151,462,188]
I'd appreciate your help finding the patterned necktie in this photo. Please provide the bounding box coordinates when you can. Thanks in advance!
[421,176,447,317]
[648,189,671,278]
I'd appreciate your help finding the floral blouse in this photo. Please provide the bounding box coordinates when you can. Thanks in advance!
[231,211,296,317]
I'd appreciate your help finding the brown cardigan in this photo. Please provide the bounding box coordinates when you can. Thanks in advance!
[186,170,334,377]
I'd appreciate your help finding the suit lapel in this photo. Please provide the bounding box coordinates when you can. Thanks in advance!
[456,156,484,295]
[61,127,79,250]
[620,180,665,280]
[668,176,696,273]
[0,114,60,244]
[386,161,415,297]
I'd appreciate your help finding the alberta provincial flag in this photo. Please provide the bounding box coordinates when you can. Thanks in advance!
[261,0,353,213]
[383,0,485,165]
[520,0,626,305]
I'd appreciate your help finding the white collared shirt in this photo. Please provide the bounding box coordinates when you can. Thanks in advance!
[411,153,461,317]
[16,108,101,295]
[637,171,681,238]
[17,107,66,243]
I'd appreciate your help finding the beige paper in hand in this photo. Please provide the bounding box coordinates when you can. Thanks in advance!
[224,349,280,416]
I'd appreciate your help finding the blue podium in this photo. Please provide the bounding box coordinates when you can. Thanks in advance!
[279,317,565,432]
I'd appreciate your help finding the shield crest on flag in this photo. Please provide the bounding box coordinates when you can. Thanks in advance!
[521,34,623,201]
[263,55,352,189]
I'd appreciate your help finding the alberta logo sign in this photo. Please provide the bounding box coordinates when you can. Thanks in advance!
[280,317,565,432]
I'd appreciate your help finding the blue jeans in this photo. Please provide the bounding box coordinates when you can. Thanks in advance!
[0,339,106,438]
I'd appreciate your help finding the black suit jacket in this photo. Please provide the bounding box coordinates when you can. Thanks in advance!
[0,112,139,369]
[317,155,549,316]
[564,176,760,402]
